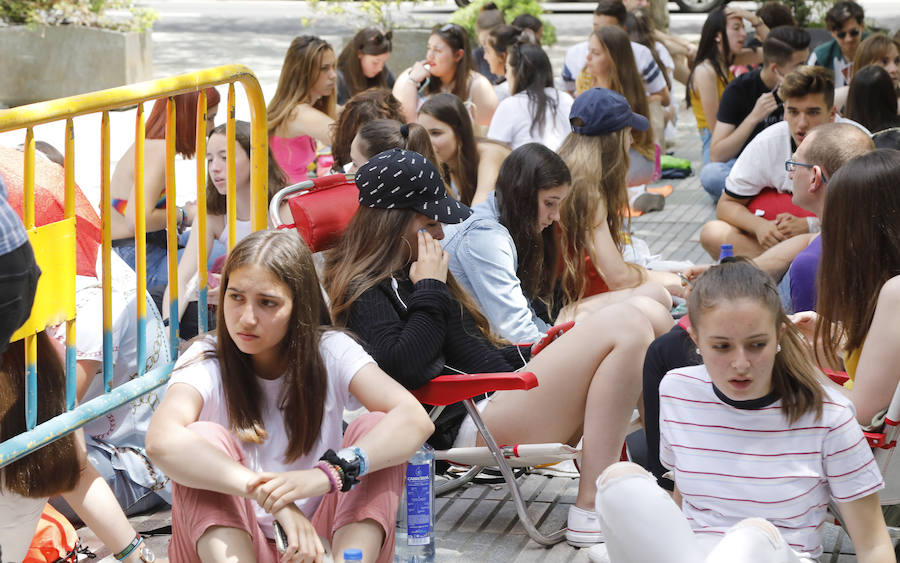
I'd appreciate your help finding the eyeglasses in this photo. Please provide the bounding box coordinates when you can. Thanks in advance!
[835,28,861,40]
[785,159,828,182]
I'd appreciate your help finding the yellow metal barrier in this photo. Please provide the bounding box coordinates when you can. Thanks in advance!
[0,64,268,467]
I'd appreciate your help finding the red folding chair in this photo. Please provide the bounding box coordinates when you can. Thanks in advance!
[270,173,589,545]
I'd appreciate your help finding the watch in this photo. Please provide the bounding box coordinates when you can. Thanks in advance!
[137,544,156,563]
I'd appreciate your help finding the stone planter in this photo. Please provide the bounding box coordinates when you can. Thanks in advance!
[0,25,152,107]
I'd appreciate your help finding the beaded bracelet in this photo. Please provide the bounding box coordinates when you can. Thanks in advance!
[315,461,341,493]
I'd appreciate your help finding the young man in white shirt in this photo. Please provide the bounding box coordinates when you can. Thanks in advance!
[699,65,869,259]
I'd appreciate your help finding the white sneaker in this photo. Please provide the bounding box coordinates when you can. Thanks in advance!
[566,505,604,547]
[587,543,611,563]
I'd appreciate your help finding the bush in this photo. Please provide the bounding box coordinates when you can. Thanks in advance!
[449,0,557,47]
[0,0,157,32]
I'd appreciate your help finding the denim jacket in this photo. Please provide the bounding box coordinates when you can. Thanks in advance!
[442,192,550,343]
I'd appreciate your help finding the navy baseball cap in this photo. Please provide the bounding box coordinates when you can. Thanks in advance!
[569,88,650,136]
[355,148,472,224]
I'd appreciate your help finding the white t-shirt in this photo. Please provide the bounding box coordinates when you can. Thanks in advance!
[659,365,883,559]
[168,331,373,537]
[487,88,575,151]
[724,116,869,199]
[0,490,46,562]
[562,40,667,95]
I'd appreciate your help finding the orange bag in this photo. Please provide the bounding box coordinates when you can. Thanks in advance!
[23,503,80,563]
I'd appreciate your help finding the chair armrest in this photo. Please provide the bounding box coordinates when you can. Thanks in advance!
[824,369,850,386]
[530,321,575,357]
[412,372,538,406]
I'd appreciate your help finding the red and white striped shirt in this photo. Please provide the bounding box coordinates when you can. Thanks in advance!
[660,365,883,559]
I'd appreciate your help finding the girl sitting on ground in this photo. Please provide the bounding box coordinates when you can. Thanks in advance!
[164,121,289,339]
[268,36,338,184]
[590,259,892,563]
[336,27,395,106]
[442,143,671,344]
[418,93,509,206]
[325,147,660,549]
[2,334,163,563]
[686,7,766,163]
[147,229,433,563]
[487,41,574,151]
[806,149,900,426]
[393,23,498,127]
[330,89,404,173]
[110,90,220,289]
[584,25,659,190]
[558,88,683,319]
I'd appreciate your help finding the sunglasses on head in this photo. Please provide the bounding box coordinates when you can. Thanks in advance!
[374,30,393,43]
[835,28,861,39]
[440,23,462,35]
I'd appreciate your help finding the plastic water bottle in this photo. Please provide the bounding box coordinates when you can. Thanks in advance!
[394,444,435,562]
[718,243,734,262]
[343,548,363,562]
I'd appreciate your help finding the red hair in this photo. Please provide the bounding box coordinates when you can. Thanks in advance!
[144,88,221,158]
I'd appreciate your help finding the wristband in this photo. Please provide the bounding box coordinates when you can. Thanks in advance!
[806,216,821,233]
[315,460,341,493]
[114,534,143,561]
[408,75,421,86]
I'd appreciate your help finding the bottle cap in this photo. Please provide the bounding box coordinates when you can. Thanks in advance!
[343,548,363,561]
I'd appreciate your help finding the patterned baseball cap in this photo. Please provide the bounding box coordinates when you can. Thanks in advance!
[355,148,472,223]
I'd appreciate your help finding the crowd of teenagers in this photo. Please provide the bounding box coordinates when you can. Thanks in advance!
[2,0,900,561]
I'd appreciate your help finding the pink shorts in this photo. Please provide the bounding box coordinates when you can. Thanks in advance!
[168,412,403,563]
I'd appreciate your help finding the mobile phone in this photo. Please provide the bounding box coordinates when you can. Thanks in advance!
[273,521,288,554]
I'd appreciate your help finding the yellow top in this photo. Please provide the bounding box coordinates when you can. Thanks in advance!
[842,345,863,390]
[688,68,733,131]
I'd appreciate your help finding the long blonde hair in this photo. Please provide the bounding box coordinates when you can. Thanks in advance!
[557,131,643,306]
[324,206,503,346]
[268,36,337,137]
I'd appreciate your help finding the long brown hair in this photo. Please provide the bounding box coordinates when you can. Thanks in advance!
[206,121,288,216]
[419,93,479,205]
[337,27,393,99]
[1,333,80,497]
[330,90,404,170]
[495,143,569,301]
[591,26,655,159]
[145,88,221,158]
[815,149,900,367]
[689,258,824,423]
[215,230,330,461]
[424,23,475,101]
[557,130,642,306]
[324,207,501,345]
[268,36,337,137]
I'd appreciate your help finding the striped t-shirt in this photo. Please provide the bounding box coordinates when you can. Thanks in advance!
[660,365,883,559]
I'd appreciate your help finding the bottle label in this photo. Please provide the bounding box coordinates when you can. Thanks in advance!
[405,461,432,546]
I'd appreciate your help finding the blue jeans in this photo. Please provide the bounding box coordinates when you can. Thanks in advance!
[699,158,737,202]
[699,127,712,165]
[113,239,170,289]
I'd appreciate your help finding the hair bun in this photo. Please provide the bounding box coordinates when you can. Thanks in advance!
[517,28,538,45]
[399,123,410,139]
